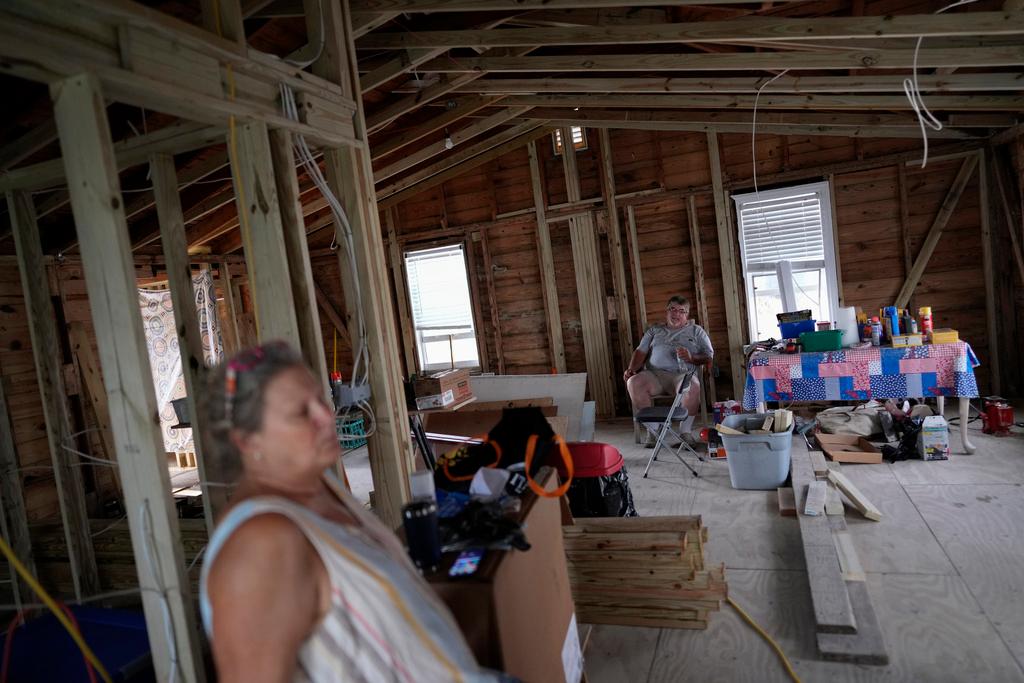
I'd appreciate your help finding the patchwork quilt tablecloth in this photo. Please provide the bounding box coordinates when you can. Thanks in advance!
[742,342,980,410]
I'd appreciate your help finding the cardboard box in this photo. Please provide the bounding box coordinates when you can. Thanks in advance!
[413,368,472,409]
[815,433,883,464]
[931,328,959,344]
[918,415,950,461]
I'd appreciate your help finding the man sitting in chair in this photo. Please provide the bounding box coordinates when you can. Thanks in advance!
[623,295,713,423]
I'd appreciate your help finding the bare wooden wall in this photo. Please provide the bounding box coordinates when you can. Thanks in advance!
[375,127,1015,407]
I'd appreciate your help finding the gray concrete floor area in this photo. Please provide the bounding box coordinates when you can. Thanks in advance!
[585,412,1024,683]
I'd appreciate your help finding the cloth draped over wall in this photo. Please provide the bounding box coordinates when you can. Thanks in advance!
[138,270,223,454]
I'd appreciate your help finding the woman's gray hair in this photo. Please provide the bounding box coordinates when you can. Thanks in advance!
[201,341,307,481]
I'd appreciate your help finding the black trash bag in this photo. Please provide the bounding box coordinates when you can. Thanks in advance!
[438,499,531,553]
[434,407,561,493]
[882,416,924,462]
[565,464,638,518]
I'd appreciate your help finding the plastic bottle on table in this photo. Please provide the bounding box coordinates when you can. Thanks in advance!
[919,306,933,341]
[870,316,882,346]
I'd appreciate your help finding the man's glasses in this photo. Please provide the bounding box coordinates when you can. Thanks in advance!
[667,307,689,315]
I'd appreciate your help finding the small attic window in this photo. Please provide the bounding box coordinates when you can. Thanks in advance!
[552,127,587,155]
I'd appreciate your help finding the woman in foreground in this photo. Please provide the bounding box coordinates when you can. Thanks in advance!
[199,342,503,682]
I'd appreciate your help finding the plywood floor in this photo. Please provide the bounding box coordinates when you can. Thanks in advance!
[583,414,1024,683]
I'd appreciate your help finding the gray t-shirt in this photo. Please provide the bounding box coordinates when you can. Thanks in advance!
[638,322,714,373]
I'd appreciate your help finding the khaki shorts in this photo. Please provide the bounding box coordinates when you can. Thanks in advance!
[637,369,697,397]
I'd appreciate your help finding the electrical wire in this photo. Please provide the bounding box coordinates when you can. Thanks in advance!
[902,0,979,169]
[0,535,113,683]
[726,596,802,683]
[139,501,180,683]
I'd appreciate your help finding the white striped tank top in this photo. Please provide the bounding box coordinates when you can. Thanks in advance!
[200,477,503,683]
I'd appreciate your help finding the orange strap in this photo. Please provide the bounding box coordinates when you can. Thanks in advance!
[524,433,573,498]
[440,437,503,482]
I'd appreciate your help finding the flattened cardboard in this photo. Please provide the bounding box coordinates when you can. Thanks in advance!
[815,433,883,464]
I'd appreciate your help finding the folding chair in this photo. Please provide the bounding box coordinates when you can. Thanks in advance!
[636,368,705,478]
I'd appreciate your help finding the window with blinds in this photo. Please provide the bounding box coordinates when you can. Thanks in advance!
[404,244,480,372]
[552,126,587,155]
[733,181,840,342]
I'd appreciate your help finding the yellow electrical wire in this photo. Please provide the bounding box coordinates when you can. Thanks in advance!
[0,535,113,683]
[727,596,802,683]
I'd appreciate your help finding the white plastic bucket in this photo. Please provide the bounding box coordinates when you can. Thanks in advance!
[719,414,794,490]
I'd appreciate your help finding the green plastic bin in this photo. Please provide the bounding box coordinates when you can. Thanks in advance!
[800,330,844,352]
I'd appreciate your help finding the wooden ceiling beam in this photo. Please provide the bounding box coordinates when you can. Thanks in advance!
[519,108,958,128]
[370,95,505,160]
[351,0,816,13]
[378,124,554,208]
[417,46,1024,72]
[374,106,532,182]
[518,112,976,139]
[0,120,58,172]
[376,120,547,201]
[456,73,1024,94]
[502,93,1024,111]
[365,46,535,133]
[358,12,1023,49]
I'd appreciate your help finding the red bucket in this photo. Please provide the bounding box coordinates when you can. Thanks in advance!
[554,442,624,479]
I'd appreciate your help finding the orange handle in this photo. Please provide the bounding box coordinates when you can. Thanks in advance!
[440,437,503,482]
[523,433,573,498]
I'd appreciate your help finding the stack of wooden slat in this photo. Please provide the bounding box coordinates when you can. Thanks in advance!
[562,516,726,629]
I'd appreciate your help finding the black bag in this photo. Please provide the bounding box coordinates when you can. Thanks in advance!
[434,407,573,497]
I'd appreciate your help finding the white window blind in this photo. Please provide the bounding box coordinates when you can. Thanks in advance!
[733,181,840,342]
[738,191,826,270]
[404,244,480,371]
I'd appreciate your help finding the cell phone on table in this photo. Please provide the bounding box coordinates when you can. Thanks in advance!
[448,548,485,577]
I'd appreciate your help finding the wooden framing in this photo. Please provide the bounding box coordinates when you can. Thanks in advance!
[268,129,332,389]
[686,194,716,410]
[418,47,1024,73]
[360,13,1023,49]
[229,120,303,346]
[8,189,100,601]
[463,234,491,373]
[625,204,648,335]
[561,127,615,417]
[479,229,507,375]
[218,259,243,353]
[0,363,36,607]
[53,73,204,682]
[507,93,1022,112]
[150,154,228,530]
[377,123,554,208]
[351,0,817,11]
[315,0,415,527]
[597,129,634,369]
[384,207,420,375]
[706,132,746,399]
[457,73,1024,94]
[977,151,1001,395]
[527,141,567,374]
[373,106,532,182]
[0,1,356,147]
[895,154,979,309]
[371,95,504,161]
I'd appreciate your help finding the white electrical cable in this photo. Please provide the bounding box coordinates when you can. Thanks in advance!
[139,501,180,683]
[278,83,378,441]
[903,0,980,169]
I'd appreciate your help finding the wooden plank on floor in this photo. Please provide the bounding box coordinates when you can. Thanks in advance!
[818,581,889,665]
[828,469,883,521]
[834,531,866,582]
[810,451,829,477]
[777,487,797,517]
[792,447,858,634]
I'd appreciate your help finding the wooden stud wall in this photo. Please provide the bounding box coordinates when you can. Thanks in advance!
[376,127,1005,400]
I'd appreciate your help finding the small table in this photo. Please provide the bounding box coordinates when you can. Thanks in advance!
[743,341,980,453]
[408,395,478,469]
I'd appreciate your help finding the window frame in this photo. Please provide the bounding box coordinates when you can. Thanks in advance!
[403,241,483,374]
[732,180,841,343]
[552,126,588,155]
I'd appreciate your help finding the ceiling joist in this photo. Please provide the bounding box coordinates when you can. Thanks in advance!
[455,73,1024,94]
[416,46,1024,72]
[358,12,1023,49]
[501,93,1024,111]
[350,0,815,13]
